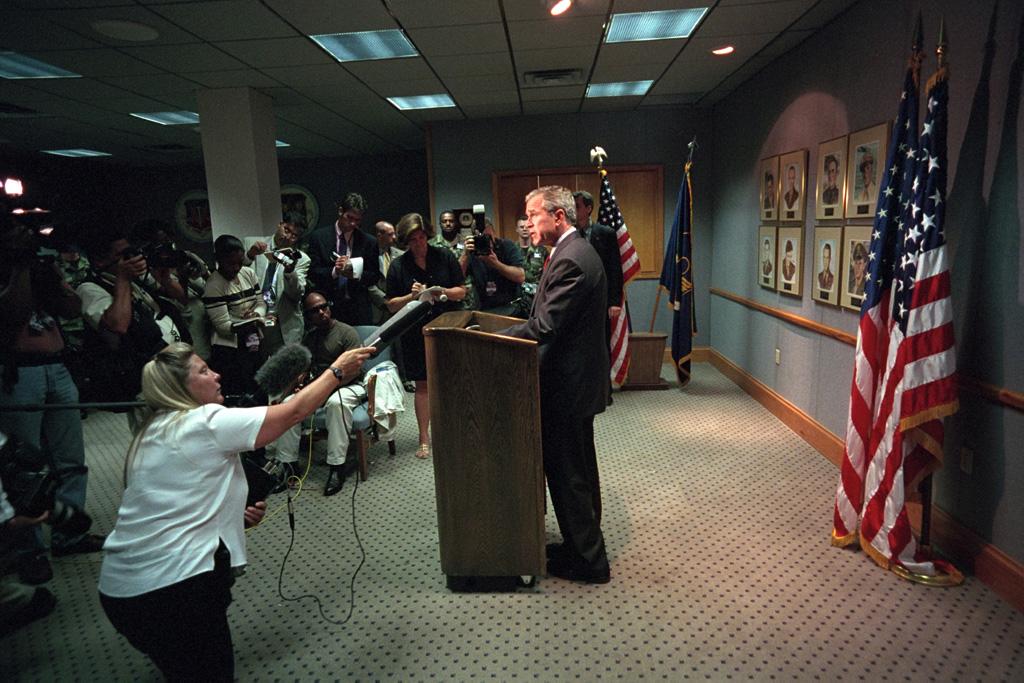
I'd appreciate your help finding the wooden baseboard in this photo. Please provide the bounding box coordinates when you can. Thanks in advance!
[663,345,711,364]
[702,348,1024,612]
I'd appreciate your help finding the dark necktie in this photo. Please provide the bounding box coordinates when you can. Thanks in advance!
[336,232,348,289]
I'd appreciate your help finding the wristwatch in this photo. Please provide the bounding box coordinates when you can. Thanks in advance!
[329,366,345,383]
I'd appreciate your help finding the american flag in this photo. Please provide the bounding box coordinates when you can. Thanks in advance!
[832,57,960,582]
[597,170,640,387]
[659,160,696,386]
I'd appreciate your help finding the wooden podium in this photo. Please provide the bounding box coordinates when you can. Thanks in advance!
[423,311,545,590]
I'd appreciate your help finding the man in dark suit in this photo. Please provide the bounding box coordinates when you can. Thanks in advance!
[306,192,380,326]
[502,186,611,584]
[572,191,623,326]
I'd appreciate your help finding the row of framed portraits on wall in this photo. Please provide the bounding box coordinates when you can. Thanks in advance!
[758,224,870,312]
[759,122,890,224]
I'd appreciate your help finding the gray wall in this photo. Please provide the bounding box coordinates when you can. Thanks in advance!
[430,108,713,347]
[709,0,1024,562]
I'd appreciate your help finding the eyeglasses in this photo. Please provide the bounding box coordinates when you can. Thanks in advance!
[304,303,330,315]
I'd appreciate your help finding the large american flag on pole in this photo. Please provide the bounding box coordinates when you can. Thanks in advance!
[831,54,961,583]
[597,169,640,388]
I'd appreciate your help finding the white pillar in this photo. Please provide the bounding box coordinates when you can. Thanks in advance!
[196,87,280,241]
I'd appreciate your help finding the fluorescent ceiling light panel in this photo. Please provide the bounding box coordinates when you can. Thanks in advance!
[130,111,200,125]
[42,149,111,157]
[0,51,81,79]
[387,94,456,110]
[606,8,708,42]
[586,80,653,98]
[275,140,290,147]
[311,30,417,62]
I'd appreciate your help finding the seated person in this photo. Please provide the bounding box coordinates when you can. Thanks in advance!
[465,218,525,316]
[267,291,366,497]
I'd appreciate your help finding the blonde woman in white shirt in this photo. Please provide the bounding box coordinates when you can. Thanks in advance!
[98,340,372,680]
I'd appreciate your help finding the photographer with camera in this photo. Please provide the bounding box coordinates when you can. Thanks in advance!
[1,451,56,637]
[0,214,102,584]
[98,340,372,679]
[75,222,189,412]
[242,219,310,347]
[429,210,477,310]
[130,219,212,360]
[465,217,525,316]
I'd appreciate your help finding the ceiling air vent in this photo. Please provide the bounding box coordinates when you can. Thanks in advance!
[522,68,583,87]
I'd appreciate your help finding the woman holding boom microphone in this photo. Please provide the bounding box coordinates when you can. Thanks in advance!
[97,340,373,680]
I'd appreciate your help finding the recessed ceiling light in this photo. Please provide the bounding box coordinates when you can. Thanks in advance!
[42,149,112,157]
[712,45,735,55]
[549,0,572,16]
[387,94,456,110]
[586,80,654,98]
[91,19,160,42]
[275,140,290,148]
[311,30,418,62]
[606,8,709,43]
[130,111,200,125]
[0,51,81,79]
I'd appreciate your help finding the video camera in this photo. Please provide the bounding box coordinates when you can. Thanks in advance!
[0,433,92,538]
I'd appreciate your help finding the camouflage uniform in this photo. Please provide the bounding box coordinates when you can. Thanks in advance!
[511,243,548,317]
[57,252,91,344]
[428,232,477,310]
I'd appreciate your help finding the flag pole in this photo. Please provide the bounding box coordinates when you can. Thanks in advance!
[918,16,946,552]
[649,135,699,333]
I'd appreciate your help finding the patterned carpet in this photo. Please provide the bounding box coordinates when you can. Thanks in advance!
[3,363,1022,681]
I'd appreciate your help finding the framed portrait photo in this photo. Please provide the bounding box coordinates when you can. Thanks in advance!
[839,224,872,311]
[776,226,803,297]
[846,123,890,219]
[759,156,780,222]
[757,225,777,290]
[815,136,847,220]
[778,149,808,223]
[811,225,842,305]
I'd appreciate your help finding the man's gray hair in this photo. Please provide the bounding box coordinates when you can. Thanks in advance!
[526,186,576,225]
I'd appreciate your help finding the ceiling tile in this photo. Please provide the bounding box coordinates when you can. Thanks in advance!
[187,69,282,89]
[580,95,642,112]
[520,84,584,102]
[639,93,702,106]
[522,100,579,115]
[590,62,664,84]
[262,63,366,88]
[26,77,140,102]
[503,0,610,21]
[515,45,596,73]
[378,77,448,97]
[699,0,815,37]
[23,48,166,77]
[44,5,201,46]
[507,16,606,51]
[405,23,507,57]
[444,74,517,99]
[344,57,436,84]
[214,37,335,68]
[460,103,521,119]
[262,0,396,34]
[424,52,513,79]
[389,0,502,27]
[0,12,104,51]
[791,0,858,31]
[597,39,687,65]
[149,0,297,41]
[121,43,248,72]
[99,73,201,99]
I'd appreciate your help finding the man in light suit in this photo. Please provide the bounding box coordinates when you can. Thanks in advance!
[243,219,310,347]
[368,220,404,324]
[502,185,610,584]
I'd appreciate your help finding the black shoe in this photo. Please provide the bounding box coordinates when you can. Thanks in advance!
[18,554,53,585]
[323,465,346,497]
[52,533,106,557]
[0,588,57,637]
[546,556,610,584]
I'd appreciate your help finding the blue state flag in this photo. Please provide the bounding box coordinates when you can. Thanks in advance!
[659,161,696,385]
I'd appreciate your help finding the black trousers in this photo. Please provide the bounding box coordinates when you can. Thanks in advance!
[542,413,609,572]
[100,543,235,682]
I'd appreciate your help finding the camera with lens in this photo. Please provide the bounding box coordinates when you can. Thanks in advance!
[0,434,92,538]
[470,203,492,256]
[142,241,188,270]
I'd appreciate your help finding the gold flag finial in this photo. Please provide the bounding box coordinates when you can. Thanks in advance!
[589,145,607,170]
[937,17,947,68]
[913,11,923,52]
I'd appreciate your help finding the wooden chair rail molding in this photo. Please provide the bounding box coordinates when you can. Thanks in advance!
[709,287,1024,415]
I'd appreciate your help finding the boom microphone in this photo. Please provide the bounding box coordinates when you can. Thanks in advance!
[255,343,312,397]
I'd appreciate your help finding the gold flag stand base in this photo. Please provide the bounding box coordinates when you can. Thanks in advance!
[835,529,965,587]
